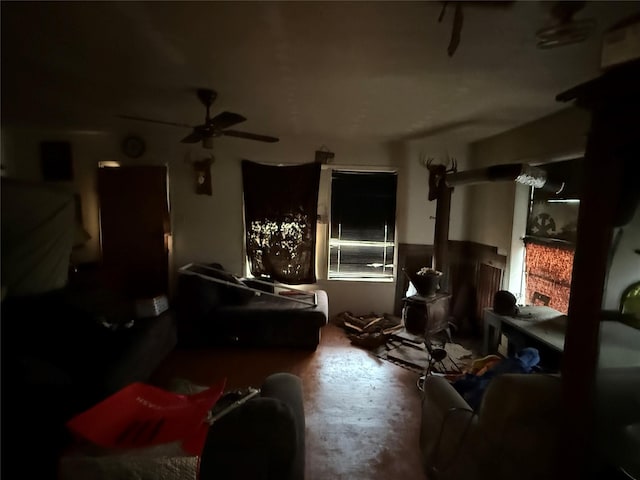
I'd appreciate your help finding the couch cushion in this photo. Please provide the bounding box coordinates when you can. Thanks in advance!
[211,290,329,348]
[217,292,328,327]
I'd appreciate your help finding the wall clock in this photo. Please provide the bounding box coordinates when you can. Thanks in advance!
[122,136,146,158]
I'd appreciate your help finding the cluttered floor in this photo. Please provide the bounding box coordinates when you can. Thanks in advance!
[152,322,430,480]
[333,311,482,376]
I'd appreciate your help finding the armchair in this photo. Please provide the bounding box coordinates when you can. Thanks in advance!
[419,373,563,480]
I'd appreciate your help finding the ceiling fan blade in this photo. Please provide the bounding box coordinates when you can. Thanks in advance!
[210,111,246,130]
[223,130,279,143]
[180,131,204,144]
[118,114,193,128]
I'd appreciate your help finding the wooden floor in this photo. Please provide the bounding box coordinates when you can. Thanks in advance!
[151,323,429,480]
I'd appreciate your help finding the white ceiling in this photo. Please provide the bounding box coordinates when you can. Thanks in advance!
[1,1,638,145]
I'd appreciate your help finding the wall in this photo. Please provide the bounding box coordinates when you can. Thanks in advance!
[1,126,469,318]
[1,128,121,265]
[465,105,639,310]
[465,106,591,296]
[15,105,637,319]
[394,140,469,245]
[603,206,640,311]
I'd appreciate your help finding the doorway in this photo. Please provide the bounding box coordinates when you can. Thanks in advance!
[97,165,170,299]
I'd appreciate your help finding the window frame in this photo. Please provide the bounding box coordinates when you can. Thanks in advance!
[521,158,582,313]
[326,167,399,283]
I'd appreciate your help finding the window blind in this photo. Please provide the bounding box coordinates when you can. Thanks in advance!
[330,171,397,279]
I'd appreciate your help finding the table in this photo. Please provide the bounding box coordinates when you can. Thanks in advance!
[483,306,640,370]
[483,306,566,356]
[484,306,640,478]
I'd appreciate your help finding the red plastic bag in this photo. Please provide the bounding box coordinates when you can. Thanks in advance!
[66,379,226,455]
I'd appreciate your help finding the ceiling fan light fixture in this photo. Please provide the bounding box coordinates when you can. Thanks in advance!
[202,137,213,149]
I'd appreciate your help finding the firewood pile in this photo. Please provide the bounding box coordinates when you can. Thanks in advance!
[333,311,403,349]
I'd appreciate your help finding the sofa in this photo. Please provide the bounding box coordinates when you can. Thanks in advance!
[175,263,329,349]
[1,288,178,478]
[200,372,306,480]
[419,373,564,480]
[58,372,305,480]
[593,367,640,479]
[421,368,640,480]
[1,178,177,478]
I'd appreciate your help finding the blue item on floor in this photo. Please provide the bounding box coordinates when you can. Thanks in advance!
[452,347,541,410]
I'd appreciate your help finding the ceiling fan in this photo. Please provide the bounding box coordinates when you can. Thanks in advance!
[437,1,595,56]
[119,88,279,149]
[535,1,595,49]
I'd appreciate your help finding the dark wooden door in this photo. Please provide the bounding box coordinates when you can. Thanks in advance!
[98,166,169,298]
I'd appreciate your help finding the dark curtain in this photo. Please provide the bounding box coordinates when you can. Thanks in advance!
[242,160,321,284]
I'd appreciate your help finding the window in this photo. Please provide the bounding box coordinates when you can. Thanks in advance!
[523,159,581,313]
[329,170,397,280]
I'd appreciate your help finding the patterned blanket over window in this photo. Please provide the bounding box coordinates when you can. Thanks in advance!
[242,160,321,284]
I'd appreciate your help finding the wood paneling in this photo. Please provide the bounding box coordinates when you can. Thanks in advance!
[395,241,506,336]
[447,241,506,335]
[475,262,504,324]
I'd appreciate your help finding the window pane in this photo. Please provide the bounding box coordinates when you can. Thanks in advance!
[522,158,581,312]
[524,241,574,314]
[329,170,397,280]
[331,171,397,240]
[329,242,395,278]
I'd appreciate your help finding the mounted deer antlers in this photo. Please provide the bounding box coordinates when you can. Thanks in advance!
[420,154,457,201]
[419,152,436,169]
[447,157,457,174]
